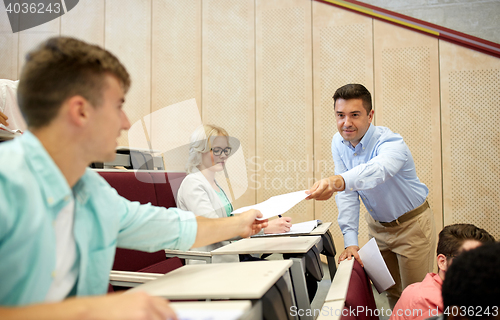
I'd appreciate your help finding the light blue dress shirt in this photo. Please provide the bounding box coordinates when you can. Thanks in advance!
[332,124,428,248]
[0,132,198,306]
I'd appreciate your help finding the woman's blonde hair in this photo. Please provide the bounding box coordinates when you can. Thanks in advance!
[186,124,229,173]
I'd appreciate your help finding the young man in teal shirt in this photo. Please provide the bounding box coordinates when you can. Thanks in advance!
[0,37,266,320]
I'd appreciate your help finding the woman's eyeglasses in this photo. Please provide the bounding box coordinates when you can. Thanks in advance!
[211,147,232,156]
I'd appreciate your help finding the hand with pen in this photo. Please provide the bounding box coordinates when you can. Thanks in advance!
[263,215,292,234]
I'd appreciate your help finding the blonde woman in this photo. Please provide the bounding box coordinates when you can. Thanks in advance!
[177,125,292,263]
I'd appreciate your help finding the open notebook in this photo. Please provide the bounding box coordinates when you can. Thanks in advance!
[253,219,322,237]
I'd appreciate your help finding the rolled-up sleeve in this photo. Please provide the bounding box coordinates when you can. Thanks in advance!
[332,139,361,248]
[115,192,198,252]
[340,136,408,192]
[336,191,361,247]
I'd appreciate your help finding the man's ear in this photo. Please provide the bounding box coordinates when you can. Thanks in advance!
[368,109,374,122]
[437,253,448,272]
[66,95,91,127]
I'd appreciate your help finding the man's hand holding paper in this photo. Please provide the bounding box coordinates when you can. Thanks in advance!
[232,190,309,220]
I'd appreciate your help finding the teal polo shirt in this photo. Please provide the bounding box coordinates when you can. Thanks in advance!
[0,132,197,306]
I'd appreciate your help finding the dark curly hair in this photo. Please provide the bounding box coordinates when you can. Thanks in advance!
[442,242,500,319]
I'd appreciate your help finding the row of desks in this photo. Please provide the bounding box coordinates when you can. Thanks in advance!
[115,222,336,320]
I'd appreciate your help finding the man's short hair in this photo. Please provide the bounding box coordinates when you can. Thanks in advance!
[332,83,372,114]
[17,37,130,128]
[437,223,495,258]
[442,242,500,319]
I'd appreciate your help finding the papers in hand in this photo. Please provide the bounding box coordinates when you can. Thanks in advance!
[358,238,395,293]
[232,190,309,220]
[0,124,22,140]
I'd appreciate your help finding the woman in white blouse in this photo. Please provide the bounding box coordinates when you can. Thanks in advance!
[177,124,292,263]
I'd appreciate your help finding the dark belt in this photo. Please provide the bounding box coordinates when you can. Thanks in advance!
[378,200,429,227]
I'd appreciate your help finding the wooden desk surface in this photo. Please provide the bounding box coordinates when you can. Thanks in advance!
[310,222,333,235]
[170,301,252,320]
[170,300,251,311]
[325,258,354,302]
[316,300,345,320]
[211,236,321,255]
[129,260,292,300]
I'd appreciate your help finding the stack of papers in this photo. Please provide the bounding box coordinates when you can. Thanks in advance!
[232,190,309,220]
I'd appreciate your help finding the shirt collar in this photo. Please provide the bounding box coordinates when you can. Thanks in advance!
[21,131,89,207]
[341,123,375,149]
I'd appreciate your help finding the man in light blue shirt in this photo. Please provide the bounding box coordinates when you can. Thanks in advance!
[0,37,266,320]
[307,84,436,308]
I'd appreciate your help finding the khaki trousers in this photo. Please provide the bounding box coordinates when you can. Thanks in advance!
[365,205,437,309]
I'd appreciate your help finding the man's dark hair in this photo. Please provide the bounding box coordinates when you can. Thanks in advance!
[437,224,495,259]
[17,37,131,128]
[442,242,500,319]
[332,84,372,114]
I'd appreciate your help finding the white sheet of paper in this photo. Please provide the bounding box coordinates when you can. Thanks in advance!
[358,237,395,293]
[176,309,244,320]
[254,220,319,236]
[232,190,309,220]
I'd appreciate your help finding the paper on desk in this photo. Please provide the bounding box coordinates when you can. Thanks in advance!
[254,220,319,236]
[232,190,309,220]
[358,237,395,293]
[177,309,244,320]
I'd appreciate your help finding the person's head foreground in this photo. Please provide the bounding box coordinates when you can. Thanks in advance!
[333,83,374,147]
[442,242,500,320]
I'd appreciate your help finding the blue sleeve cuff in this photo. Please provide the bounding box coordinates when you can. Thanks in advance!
[171,208,198,251]
[341,170,358,193]
[343,231,358,248]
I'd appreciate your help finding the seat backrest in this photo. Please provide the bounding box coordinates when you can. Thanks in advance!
[97,170,182,273]
[98,170,158,206]
[112,248,168,271]
[341,260,378,320]
[165,171,187,204]
[149,171,177,208]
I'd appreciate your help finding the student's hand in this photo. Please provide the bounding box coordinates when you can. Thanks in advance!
[238,209,268,237]
[0,111,8,126]
[338,245,363,267]
[81,291,178,320]
[306,175,345,200]
[0,291,177,320]
[264,216,292,234]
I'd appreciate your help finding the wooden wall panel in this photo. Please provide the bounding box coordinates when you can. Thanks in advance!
[0,5,18,79]
[374,20,443,233]
[150,0,201,172]
[18,18,60,76]
[151,0,201,112]
[105,0,151,147]
[202,0,255,208]
[312,2,374,249]
[440,40,500,239]
[256,0,313,223]
[60,0,104,46]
